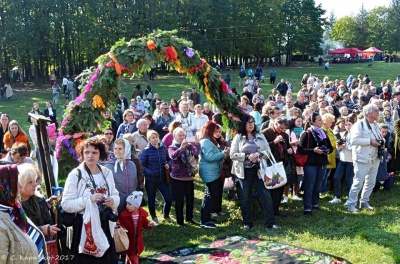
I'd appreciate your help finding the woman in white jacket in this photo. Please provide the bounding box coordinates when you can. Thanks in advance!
[329,116,355,204]
[175,102,197,141]
[61,137,120,263]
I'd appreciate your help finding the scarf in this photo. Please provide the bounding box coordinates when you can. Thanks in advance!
[171,140,196,176]
[0,164,29,232]
[293,127,304,139]
[273,129,285,160]
[311,125,327,140]
[21,196,45,227]
[113,139,132,173]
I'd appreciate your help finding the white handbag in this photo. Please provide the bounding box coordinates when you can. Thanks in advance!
[258,150,287,190]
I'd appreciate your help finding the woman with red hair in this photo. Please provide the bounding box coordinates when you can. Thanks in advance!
[198,121,230,228]
[3,120,30,154]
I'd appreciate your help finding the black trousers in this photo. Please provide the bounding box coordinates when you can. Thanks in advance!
[270,185,285,215]
[171,178,194,226]
[201,179,222,223]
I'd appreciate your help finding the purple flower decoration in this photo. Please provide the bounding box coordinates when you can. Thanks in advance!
[63,139,79,162]
[184,47,195,58]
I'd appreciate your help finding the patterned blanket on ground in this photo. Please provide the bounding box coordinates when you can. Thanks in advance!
[142,236,351,264]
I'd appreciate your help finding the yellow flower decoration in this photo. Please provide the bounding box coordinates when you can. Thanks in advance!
[92,95,105,109]
[146,40,156,50]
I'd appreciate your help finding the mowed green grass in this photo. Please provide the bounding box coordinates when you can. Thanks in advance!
[1,61,400,263]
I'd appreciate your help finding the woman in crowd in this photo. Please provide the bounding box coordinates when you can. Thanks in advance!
[170,98,179,115]
[140,130,172,225]
[168,127,200,228]
[198,121,229,228]
[298,112,332,216]
[143,113,158,131]
[250,102,262,131]
[43,101,58,128]
[132,119,149,151]
[18,163,61,238]
[0,113,10,154]
[116,109,137,138]
[3,120,31,154]
[240,96,253,114]
[28,102,43,124]
[1,142,34,164]
[61,137,120,263]
[175,102,196,140]
[262,116,293,216]
[0,163,47,263]
[230,115,279,230]
[320,113,337,194]
[162,120,183,148]
[52,82,61,104]
[102,111,119,139]
[330,116,355,204]
[285,115,304,201]
[104,138,137,214]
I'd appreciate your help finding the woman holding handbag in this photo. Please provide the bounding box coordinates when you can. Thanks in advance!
[140,130,172,225]
[262,116,293,217]
[297,112,333,216]
[61,137,120,263]
[230,115,279,230]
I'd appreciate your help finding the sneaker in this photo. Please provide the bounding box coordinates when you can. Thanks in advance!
[329,197,341,204]
[163,217,174,223]
[348,204,359,213]
[200,221,217,229]
[283,196,289,203]
[211,213,218,218]
[360,202,374,210]
[343,200,349,206]
[267,224,281,229]
[152,217,159,226]
[292,195,302,201]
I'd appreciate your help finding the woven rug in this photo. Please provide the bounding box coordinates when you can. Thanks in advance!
[141,236,351,264]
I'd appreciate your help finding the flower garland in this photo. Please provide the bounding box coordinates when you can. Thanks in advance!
[103,62,134,73]
[165,46,178,62]
[106,52,122,76]
[147,40,156,50]
[203,64,214,103]
[92,95,105,109]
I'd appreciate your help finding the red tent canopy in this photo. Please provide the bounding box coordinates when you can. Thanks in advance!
[328,48,363,56]
[363,47,383,53]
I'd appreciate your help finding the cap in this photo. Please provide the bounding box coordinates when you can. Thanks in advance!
[343,93,350,97]
[136,96,141,100]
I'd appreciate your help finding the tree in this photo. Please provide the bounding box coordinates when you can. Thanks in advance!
[331,16,357,47]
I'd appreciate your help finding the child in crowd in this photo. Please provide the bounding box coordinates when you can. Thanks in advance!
[119,191,155,264]
[374,124,391,191]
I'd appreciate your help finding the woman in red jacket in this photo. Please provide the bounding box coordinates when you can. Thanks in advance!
[119,191,155,264]
[3,120,30,154]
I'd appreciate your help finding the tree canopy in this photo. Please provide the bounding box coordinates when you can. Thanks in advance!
[0,0,326,84]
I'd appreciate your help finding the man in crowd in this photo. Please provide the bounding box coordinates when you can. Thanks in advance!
[347,104,382,212]
[276,79,288,97]
[294,91,306,112]
[252,88,265,105]
[202,102,214,120]
[189,87,201,105]
[155,102,175,138]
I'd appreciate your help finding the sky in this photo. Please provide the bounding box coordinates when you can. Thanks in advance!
[315,0,392,18]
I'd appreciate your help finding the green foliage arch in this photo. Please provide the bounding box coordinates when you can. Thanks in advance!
[56,30,243,180]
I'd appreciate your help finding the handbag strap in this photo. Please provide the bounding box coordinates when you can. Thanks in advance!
[265,149,278,165]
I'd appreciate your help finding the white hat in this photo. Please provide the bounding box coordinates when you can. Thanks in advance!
[126,191,143,208]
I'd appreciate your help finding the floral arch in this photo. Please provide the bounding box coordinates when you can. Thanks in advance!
[56,30,243,180]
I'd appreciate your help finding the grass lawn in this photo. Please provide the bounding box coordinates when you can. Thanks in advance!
[1,61,400,263]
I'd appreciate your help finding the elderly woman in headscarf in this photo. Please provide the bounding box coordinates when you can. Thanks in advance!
[104,138,137,214]
[0,163,47,263]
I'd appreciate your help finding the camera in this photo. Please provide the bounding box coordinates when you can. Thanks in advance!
[319,145,330,154]
[377,139,385,159]
[98,198,118,222]
[337,138,345,145]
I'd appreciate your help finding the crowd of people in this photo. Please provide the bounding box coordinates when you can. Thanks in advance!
[1,70,400,263]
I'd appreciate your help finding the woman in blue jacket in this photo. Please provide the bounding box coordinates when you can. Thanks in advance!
[140,130,172,225]
[198,121,230,228]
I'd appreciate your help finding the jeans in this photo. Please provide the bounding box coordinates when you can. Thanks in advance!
[303,165,327,211]
[53,93,59,104]
[171,178,194,225]
[237,168,275,227]
[145,178,172,219]
[347,158,380,206]
[320,169,331,194]
[270,186,284,215]
[201,179,222,223]
[333,161,354,198]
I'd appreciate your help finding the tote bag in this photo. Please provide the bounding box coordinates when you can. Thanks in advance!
[79,198,110,257]
[258,150,287,189]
